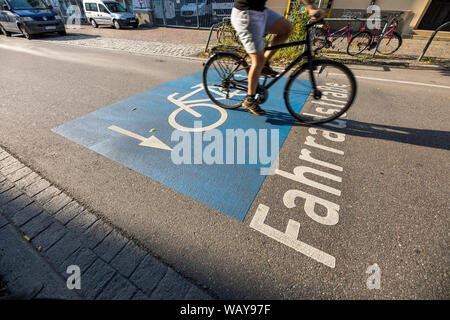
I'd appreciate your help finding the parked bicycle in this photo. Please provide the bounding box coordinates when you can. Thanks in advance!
[347,14,403,56]
[202,19,357,124]
[312,18,358,52]
[216,17,239,45]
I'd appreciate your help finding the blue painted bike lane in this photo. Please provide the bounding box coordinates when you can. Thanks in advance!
[52,72,308,221]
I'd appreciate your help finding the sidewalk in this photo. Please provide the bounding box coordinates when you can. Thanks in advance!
[0,146,213,300]
[313,37,449,69]
[28,25,449,69]
[66,25,212,45]
[30,25,212,58]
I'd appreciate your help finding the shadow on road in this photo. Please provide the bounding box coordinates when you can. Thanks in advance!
[336,120,450,151]
[36,33,101,41]
[260,110,450,151]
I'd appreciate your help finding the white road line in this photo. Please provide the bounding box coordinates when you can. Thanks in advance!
[354,75,450,89]
[2,40,448,89]
[309,71,449,89]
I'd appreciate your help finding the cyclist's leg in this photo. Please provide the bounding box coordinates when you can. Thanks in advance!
[243,51,267,115]
[263,12,293,61]
[230,8,267,115]
[248,51,266,95]
[230,8,266,97]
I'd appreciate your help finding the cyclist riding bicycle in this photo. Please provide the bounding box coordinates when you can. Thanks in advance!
[231,0,323,116]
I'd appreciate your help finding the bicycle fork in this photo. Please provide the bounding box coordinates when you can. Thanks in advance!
[308,58,322,100]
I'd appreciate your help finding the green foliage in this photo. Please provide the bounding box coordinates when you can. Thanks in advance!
[272,2,310,62]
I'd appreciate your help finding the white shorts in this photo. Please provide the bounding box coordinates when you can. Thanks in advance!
[231,7,284,54]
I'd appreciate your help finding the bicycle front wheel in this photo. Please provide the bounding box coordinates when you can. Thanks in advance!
[376,31,402,55]
[347,31,371,56]
[284,59,357,124]
[203,52,249,109]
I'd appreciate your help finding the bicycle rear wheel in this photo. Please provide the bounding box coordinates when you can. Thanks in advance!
[284,59,357,124]
[347,31,371,56]
[376,31,402,55]
[203,52,249,109]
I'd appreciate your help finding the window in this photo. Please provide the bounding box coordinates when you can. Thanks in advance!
[84,3,98,12]
[98,4,108,13]
[104,1,126,13]
[6,0,47,10]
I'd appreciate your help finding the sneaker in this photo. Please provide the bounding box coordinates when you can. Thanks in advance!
[241,97,266,116]
[261,63,278,78]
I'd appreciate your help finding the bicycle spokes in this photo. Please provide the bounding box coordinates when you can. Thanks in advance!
[376,31,401,55]
[285,60,356,124]
[203,52,249,109]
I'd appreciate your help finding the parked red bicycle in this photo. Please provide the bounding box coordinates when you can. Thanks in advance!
[313,21,357,52]
[347,14,403,56]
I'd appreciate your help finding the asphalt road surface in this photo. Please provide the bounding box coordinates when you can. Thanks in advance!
[0,36,449,299]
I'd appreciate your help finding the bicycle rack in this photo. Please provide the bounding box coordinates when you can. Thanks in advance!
[205,23,221,53]
[205,17,232,53]
[418,21,450,62]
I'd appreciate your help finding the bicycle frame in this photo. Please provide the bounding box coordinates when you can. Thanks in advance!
[214,20,324,100]
[363,17,398,44]
[236,24,318,93]
[378,25,397,42]
[326,24,353,43]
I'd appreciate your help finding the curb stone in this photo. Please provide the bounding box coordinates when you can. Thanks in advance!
[0,145,214,300]
[0,210,81,300]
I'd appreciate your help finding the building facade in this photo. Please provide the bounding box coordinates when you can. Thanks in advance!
[43,0,449,33]
[267,0,450,35]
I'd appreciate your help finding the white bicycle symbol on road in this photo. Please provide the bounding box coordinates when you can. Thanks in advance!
[167,83,246,133]
[107,82,246,151]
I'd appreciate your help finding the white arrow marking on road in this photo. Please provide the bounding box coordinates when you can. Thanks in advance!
[108,125,172,151]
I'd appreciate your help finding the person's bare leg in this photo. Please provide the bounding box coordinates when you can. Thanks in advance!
[247,51,266,96]
[264,18,293,62]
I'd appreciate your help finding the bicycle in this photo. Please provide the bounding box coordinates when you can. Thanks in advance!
[216,17,239,45]
[312,20,357,52]
[347,14,403,56]
[202,19,357,124]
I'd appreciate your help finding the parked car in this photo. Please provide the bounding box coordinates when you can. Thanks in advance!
[83,0,138,29]
[212,0,233,25]
[181,0,212,27]
[0,0,66,39]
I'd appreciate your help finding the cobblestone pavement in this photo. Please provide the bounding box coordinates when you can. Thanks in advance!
[0,146,213,300]
[29,25,449,63]
[28,25,213,58]
[34,34,206,58]
[66,25,213,45]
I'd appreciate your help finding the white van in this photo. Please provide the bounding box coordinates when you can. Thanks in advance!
[212,0,234,24]
[181,0,212,26]
[83,0,138,29]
